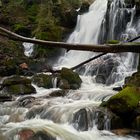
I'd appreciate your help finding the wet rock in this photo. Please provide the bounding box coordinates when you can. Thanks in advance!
[17,96,36,107]
[18,129,34,140]
[125,72,140,87]
[112,129,132,136]
[2,84,36,95]
[49,90,68,97]
[113,87,123,91]
[1,76,36,96]
[58,79,70,89]
[105,86,140,128]
[106,86,140,116]
[95,57,119,85]
[26,106,44,119]
[32,74,53,89]
[78,1,90,14]
[132,115,140,130]
[72,108,89,131]
[94,108,123,130]
[64,9,78,28]
[2,76,31,86]
[0,94,12,102]
[72,107,123,131]
[30,131,56,140]
[60,68,82,89]
[18,129,54,140]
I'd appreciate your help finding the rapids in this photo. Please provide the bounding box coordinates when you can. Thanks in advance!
[0,0,140,140]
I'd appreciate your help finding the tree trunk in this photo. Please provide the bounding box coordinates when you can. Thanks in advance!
[0,27,140,53]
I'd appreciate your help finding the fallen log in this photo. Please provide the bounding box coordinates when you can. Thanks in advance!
[0,27,140,53]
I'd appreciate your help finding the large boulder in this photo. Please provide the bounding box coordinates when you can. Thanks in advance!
[95,56,119,85]
[104,86,140,128]
[59,68,82,89]
[32,74,53,89]
[72,107,123,131]
[32,68,82,90]
[1,76,36,96]
[18,129,56,140]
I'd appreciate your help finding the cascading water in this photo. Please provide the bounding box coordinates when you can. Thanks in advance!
[0,0,139,140]
[55,0,139,87]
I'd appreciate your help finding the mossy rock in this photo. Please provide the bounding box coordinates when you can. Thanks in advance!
[32,74,53,89]
[2,76,31,86]
[107,40,120,44]
[60,68,82,89]
[58,79,70,89]
[1,76,35,95]
[106,86,140,116]
[2,84,36,95]
[125,72,140,87]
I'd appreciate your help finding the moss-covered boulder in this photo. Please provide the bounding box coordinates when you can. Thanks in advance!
[106,86,140,116]
[2,76,31,86]
[60,68,82,89]
[125,72,140,87]
[1,76,36,95]
[32,74,53,89]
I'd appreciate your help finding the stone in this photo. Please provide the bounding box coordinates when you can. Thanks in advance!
[78,1,90,14]
[32,74,53,89]
[60,68,82,89]
[1,76,36,96]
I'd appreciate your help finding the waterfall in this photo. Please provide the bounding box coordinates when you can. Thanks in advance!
[55,0,108,68]
[55,0,139,87]
[0,0,140,140]
[23,41,34,57]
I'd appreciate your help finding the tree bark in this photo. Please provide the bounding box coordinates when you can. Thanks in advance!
[0,26,140,53]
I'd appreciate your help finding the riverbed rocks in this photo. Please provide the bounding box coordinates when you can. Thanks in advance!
[59,68,82,89]
[32,68,82,90]
[18,129,56,140]
[0,76,36,96]
[102,86,140,129]
[72,107,123,131]
[32,74,54,89]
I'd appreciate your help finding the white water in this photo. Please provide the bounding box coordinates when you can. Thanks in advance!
[23,41,34,57]
[55,0,107,68]
[0,0,140,140]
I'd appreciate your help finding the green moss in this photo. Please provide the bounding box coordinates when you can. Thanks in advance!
[32,74,53,89]
[107,40,120,44]
[126,72,140,87]
[3,76,31,86]
[60,68,82,89]
[5,84,36,95]
[106,86,140,115]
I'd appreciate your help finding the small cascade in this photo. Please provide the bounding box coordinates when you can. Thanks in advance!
[23,41,34,57]
[52,77,58,88]
[55,0,139,86]
[0,0,140,140]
